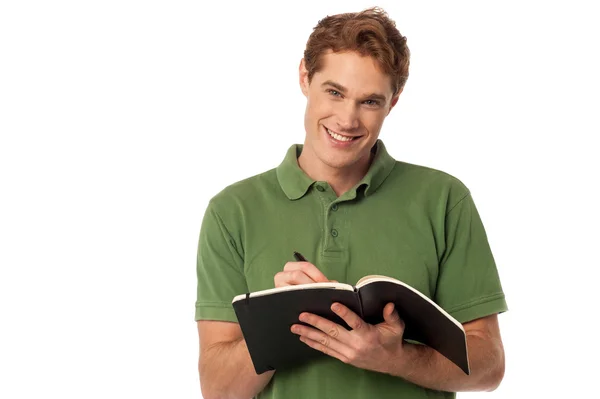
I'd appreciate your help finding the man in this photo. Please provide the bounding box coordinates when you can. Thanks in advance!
[195,7,507,399]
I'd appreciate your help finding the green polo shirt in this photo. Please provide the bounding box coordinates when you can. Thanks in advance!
[195,140,507,399]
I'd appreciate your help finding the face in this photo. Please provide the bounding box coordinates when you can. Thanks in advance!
[299,51,399,172]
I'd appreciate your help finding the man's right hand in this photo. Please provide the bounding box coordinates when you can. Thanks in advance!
[274,261,336,287]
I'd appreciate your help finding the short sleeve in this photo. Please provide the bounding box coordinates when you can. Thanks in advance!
[435,193,508,323]
[195,201,248,322]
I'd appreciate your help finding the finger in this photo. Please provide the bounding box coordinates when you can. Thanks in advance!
[331,302,367,333]
[274,270,318,287]
[291,321,351,362]
[283,261,330,283]
[298,335,350,364]
[298,311,352,341]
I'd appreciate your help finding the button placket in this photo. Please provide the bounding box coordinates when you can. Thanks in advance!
[328,199,343,240]
[316,184,345,256]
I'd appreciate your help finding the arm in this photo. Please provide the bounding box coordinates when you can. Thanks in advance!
[197,253,329,398]
[196,202,271,398]
[198,320,274,399]
[388,314,505,392]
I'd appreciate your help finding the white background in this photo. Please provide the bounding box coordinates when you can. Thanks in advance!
[1,0,598,398]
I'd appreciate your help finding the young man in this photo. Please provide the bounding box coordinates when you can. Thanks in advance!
[195,7,507,399]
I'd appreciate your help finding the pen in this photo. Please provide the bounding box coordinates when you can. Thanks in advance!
[293,251,308,262]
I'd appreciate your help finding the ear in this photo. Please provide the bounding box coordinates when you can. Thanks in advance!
[299,58,309,97]
[386,88,403,116]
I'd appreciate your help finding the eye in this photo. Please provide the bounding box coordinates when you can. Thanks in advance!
[327,89,342,97]
[363,99,380,107]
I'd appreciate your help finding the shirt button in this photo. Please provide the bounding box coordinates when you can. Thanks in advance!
[331,229,338,237]
[316,185,325,192]
[331,204,338,211]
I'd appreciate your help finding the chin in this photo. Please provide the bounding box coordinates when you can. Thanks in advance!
[319,150,365,170]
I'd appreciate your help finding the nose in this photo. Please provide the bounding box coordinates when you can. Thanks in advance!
[335,102,360,132]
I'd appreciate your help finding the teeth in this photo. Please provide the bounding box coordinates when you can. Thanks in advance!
[326,128,354,142]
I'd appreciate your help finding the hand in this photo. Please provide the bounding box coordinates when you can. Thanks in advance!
[291,302,406,374]
[274,261,336,288]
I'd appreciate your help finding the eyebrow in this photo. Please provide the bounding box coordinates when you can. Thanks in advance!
[321,80,387,103]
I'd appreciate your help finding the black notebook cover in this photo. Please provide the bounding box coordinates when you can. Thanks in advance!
[232,281,469,375]
[233,287,361,373]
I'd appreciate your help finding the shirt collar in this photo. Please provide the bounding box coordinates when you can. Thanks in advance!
[276,139,396,200]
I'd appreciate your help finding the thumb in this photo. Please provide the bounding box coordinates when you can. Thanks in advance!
[383,303,404,330]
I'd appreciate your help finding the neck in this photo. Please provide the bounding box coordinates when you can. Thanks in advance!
[297,148,374,197]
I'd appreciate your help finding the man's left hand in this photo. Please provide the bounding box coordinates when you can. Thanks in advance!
[291,302,407,374]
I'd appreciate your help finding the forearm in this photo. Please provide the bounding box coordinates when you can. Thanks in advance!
[200,337,274,399]
[385,333,505,392]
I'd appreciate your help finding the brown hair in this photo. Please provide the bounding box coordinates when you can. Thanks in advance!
[303,7,410,95]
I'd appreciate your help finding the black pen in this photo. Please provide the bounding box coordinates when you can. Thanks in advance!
[293,251,308,262]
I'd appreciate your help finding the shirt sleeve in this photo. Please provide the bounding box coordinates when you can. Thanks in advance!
[195,200,248,322]
[434,192,508,324]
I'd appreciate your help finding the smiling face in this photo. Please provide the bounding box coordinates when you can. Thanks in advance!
[299,50,399,175]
